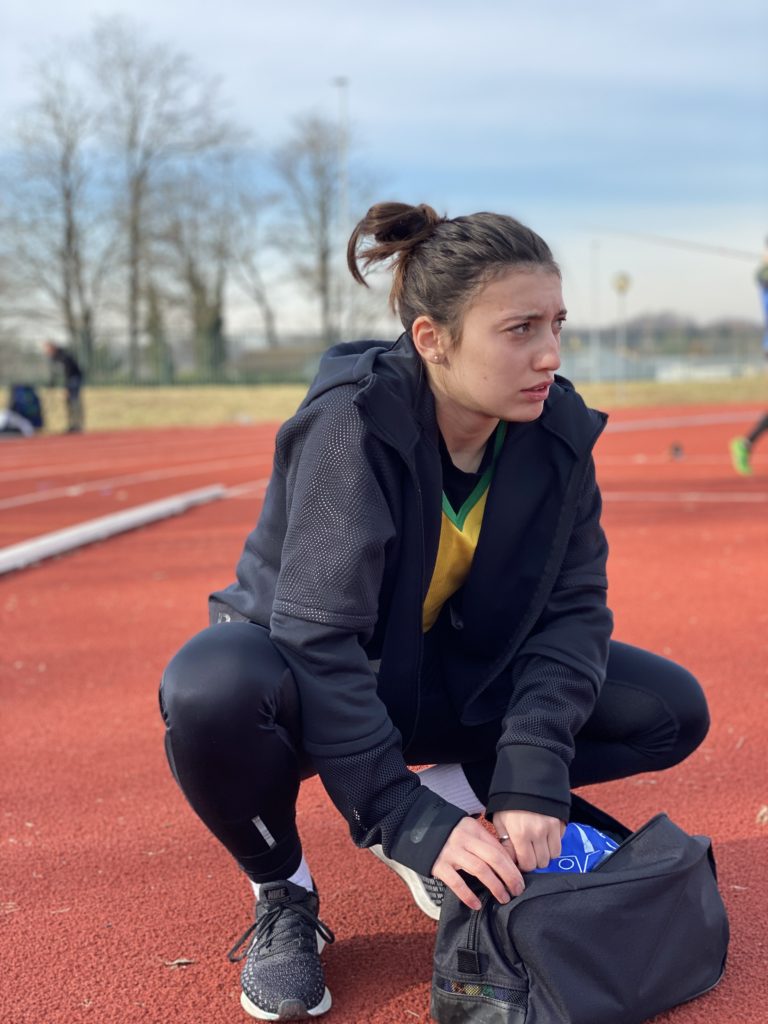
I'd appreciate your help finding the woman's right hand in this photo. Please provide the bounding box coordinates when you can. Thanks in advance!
[432,816,525,911]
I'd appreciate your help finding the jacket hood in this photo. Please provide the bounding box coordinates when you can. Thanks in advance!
[300,335,433,454]
[302,337,403,406]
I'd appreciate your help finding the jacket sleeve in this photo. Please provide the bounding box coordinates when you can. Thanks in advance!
[486,458,613,822]
[269,393,465,875]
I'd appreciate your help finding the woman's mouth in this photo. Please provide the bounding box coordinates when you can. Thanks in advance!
[521,381,552,399]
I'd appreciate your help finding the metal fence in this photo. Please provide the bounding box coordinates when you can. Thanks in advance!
[2,330,765,390]
[0,333,328,389]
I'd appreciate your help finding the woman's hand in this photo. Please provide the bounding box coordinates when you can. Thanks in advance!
[491,810,566,872]
[432,816,525,911]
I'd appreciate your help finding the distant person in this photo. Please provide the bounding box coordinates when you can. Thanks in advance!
[159,202,709,1021]
[44,340,84,433]
[730,248,768,475]
[758,240,768,359]
[730,415,768,475]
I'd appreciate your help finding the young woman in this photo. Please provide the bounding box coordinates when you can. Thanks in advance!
[159,203,710,1021]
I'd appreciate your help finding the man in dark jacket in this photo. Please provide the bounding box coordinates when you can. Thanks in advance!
[44,340,84,433]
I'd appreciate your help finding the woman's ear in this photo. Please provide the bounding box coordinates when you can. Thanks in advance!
[411,316,448,365]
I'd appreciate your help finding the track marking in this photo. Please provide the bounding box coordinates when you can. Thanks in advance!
[605,410,765,433]
[0,445,269,484]
[597,454,767,466]
[0,457,267,511]
[0,485,226,575]
[224,480,270,499]
[603,490,768,503]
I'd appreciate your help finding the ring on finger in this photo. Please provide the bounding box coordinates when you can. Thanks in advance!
[499,834,510,843]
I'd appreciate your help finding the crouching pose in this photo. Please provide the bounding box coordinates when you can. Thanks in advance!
[159,202,710,1021]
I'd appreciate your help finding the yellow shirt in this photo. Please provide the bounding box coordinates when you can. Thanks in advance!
[422,423,506,632]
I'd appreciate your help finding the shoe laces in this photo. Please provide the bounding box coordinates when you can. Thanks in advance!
[227,894,335,963]
[422,874,446,905]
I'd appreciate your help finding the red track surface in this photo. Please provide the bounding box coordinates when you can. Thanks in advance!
[2,403,767,1024]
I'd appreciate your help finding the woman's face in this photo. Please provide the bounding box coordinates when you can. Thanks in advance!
[424,266,565,425]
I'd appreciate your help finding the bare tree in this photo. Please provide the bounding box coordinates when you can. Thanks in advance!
[0,58,114,368]
[273,114,344,346]
[144,279,174,383]
[87,16,239,380]
[230,188,280,349]
[154,162,235,378]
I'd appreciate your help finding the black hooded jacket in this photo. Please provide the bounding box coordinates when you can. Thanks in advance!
[212,334,612,876]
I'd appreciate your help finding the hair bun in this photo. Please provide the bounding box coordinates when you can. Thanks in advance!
[347,202,445,290]
[373,203,443,244]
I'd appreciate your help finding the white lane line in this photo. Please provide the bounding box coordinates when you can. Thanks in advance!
[0,446,269,483]
[0,457,267,511]
[605,410,765,433]
[224,480,270,499]
[603,490,768,503]
[596,455,767,466]
[0,485,226,575]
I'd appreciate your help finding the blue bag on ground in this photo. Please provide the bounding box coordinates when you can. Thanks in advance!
[9,383,44,429]
[431,796,729,1024]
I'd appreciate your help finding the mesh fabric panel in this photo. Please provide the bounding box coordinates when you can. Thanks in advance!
[315,727,424,854]
[274,387,399,629]
[500,656,597,764]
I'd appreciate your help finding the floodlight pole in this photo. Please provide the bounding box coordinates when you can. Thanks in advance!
[589,239,602,382]
[332,76,350,337]
[612,272,632,403]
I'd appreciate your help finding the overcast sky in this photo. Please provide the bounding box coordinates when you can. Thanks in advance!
[2,0,767,327]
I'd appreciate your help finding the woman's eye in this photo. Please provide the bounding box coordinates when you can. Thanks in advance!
[554,318,567,332]
[509,323,530,335]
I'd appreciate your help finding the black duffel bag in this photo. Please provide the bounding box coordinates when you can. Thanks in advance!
[431,797,729,1024]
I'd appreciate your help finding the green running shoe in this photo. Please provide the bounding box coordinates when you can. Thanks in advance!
[729,437,752,476]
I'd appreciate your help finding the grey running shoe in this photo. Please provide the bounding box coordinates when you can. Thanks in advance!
[227,880,335,1020]
[369,844,445,920]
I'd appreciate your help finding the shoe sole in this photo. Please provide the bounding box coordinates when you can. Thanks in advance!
[369,844,441,920]
[240,937,331,1021]
[240,986,331,1021]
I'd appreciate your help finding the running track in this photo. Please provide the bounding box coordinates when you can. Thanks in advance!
[2,403,767,1024]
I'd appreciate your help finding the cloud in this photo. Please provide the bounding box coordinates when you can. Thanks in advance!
[1,0,765,320]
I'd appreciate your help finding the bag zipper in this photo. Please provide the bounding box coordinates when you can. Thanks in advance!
[456,891,493,975]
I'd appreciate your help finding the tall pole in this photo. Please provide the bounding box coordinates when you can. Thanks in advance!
[589,239,601,382]
[612,272,632,404]
[332,76,350,337]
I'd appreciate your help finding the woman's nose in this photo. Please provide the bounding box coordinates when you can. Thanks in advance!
[535,333,561,371]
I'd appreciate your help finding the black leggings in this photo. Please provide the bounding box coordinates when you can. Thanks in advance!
[159,624,709,882]
[747,412,768,447]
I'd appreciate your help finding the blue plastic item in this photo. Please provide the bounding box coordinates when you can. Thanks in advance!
[533,822,620,874]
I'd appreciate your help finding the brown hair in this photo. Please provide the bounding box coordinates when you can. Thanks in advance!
[347,201,559,339]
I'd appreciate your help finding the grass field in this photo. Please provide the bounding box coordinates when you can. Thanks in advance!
[37,375,767,433]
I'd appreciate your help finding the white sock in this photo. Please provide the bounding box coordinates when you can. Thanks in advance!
[250,855,313,901]
[416,763,485,816]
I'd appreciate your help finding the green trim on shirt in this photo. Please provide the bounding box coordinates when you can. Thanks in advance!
[441,422,507,530]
